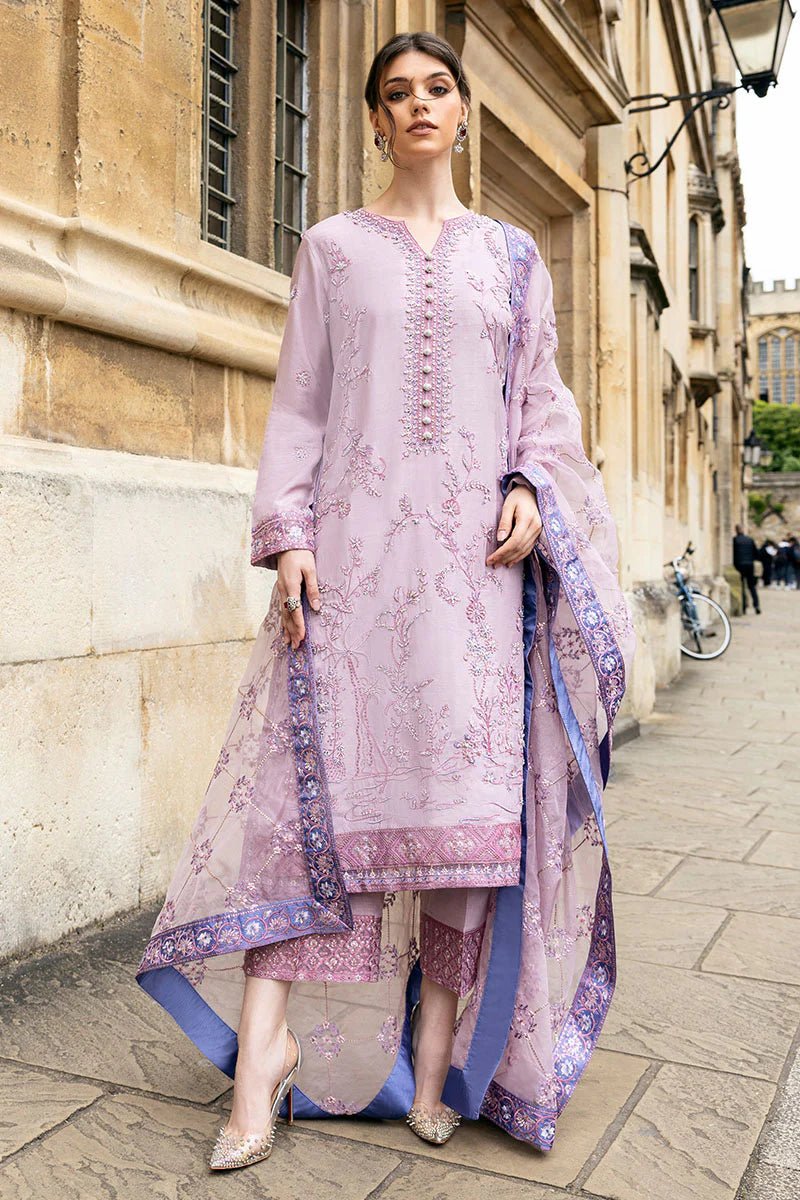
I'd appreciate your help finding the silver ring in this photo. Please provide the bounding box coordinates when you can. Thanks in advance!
[284,595,302,612]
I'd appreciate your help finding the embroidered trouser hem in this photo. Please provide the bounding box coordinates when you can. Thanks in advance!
[242,887,490,999]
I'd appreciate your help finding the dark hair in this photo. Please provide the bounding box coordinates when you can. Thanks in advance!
[364,32,471,168]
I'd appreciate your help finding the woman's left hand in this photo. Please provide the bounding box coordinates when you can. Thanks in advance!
[486,483,543,568]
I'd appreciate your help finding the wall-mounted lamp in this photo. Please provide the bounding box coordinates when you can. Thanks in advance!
[625,0,795,180]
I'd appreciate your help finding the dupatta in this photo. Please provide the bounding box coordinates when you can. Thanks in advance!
[135,218,635,1151]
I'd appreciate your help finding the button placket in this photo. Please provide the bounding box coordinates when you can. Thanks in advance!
[420,252,435,441]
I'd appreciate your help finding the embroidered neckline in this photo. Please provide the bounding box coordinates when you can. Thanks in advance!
[344,206,480,258]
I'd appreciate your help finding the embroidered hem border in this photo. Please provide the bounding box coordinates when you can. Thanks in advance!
[420,913,486,999]
[479,849,615,1150]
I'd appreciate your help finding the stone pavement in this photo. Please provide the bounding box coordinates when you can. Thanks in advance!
[1,590,798,1200]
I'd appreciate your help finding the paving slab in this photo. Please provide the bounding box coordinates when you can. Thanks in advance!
[658,857,800,917]
[602,960,800,1080]
[0,1091,401,1199]
[586,1063,775,1200]
[740,1162,800,1200]
[374,1159,568,1199]
[758,1045,800,1173]
[0,908,228,1104]
[0,1062,103,1162]
[700,913,800,985]
[607,814,762,862]
[609,847,685,895]
[291,1048,650,1188]
[613,893,727,968]
[747,831,800,870]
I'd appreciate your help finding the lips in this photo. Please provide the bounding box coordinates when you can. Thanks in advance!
[408,122,436,131]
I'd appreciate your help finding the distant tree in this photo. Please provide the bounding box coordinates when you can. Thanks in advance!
[753,400,800,471]
[748,491,785,527]
[782,454,800,472]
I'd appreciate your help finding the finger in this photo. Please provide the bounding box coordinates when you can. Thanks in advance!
[302,562,322,612]
[488,517,541,566]
[495,495,522,543]
[278,573,305,647]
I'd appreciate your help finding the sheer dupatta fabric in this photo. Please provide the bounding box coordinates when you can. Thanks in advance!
[134,218,634,1153]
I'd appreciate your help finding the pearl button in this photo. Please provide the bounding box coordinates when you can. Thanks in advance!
[425,264,434,273]
[424,278,434,287]
[425,309,434,320]
[421,416,432,425]
[424,253,433,261]
[422,364,432,374]
[423,346,432,356]
[421,398,432,407]
[423,329,433,339]
[422,382,432,392]
[422,430,433,439]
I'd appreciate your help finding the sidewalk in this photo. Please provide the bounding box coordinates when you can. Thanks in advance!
[1,591,798,1199]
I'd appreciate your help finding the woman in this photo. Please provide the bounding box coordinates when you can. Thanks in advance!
[135,31,635,1169]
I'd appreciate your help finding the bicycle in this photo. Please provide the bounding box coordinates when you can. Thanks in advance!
[666,542,732,660]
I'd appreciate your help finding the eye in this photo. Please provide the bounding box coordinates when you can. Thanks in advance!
[387,90,407,102]
[430,85,449,95]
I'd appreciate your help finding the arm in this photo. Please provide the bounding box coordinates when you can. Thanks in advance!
[251,233,334,571]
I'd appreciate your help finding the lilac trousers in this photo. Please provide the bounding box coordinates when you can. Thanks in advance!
[243,888,491,999]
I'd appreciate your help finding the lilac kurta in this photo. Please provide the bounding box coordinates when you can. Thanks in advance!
[135,210,636,1152]
[251,208,526,892]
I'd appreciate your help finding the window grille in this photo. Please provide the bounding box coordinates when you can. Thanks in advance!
[202,0,239,249]
[274,0,309,274]
[688,217,699,322]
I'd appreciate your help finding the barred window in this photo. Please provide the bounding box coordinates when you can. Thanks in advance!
[201,0,239,249]
[758,337,767,370]
[688,217,699,322]
[274,0,309,274]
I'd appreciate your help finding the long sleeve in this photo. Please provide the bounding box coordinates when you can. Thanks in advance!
[251,232,334,571]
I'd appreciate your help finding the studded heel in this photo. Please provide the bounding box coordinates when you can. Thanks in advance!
[208,1027,302,1171]
[406,1000,462,1145]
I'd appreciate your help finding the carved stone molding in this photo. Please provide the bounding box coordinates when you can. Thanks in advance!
[0,191,288,377]
[630,221,669,318]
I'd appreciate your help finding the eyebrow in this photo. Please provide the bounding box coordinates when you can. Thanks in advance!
[382,71,452,86]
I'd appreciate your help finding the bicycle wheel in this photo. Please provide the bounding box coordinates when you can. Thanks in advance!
[680,592,732,660]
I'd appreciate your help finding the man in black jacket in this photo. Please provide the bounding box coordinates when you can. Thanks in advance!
[733,525,761,614]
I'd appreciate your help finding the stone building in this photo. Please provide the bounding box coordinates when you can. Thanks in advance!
[0,0,749,958]
[748,279,800,406]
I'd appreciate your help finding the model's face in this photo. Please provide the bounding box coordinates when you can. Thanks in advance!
[372,50,467,160]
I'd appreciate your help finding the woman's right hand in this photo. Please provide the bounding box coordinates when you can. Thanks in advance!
[277,549,321,649]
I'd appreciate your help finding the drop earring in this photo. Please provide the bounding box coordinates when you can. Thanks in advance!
[453,120,468,154]
[373,131,389,162]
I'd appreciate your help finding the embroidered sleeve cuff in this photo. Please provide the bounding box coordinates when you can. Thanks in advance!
[251,511,315,571]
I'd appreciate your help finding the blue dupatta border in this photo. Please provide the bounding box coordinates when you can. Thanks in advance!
[468,219,619,1152]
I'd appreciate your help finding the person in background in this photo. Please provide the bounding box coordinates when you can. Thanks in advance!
[733,525,761,614]
[775,537,791,588]
[758,538,777,587]
[788,535,800,590]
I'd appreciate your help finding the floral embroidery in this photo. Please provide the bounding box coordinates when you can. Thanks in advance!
[190,839,213,874]
[310,1021,345,1060]
[228,776,254,813]
[377,1015,400,1055]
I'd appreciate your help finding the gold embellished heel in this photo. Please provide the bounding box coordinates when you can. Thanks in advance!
[209,1027,302,1170]
[406,1102,462,1145]
[407,1001,461,1144]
